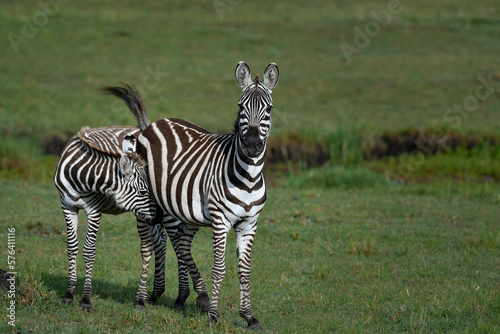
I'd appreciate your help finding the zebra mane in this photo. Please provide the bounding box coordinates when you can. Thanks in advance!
[76,126,145,166]
[253,74,259,84]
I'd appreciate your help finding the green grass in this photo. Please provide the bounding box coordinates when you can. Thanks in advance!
[288,165,388,189]
[1,0,499,332]
[1,0,499,142]
[0,180,499,333]
[367,142,500,182]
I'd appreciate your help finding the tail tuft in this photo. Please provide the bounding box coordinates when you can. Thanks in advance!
[102,83,150,131]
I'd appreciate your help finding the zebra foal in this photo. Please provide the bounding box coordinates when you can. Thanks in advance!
[54,119,163,311]
[130,61,279,330]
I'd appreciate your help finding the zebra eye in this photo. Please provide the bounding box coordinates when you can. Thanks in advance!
[260,127,269,136]
[138,189,148,196]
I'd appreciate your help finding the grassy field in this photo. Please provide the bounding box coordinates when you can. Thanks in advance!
[1,0,500,333]
[0,0,499,140]
[0,180,499,333]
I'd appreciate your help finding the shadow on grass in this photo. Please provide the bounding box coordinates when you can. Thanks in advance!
[40,273,181,311]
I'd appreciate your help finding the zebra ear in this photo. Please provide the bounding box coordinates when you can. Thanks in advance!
[122,135,137,154]
[263,63,279,92]
[119,156,134,177]
[235,61,252,89]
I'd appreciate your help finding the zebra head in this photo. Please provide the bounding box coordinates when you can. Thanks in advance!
[117,154,156,222]
[234,61,279,158]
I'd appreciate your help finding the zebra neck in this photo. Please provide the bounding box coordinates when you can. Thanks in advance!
[233,138,266,181]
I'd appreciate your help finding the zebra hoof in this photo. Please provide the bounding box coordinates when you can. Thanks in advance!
[148,292,161,305]
[173,298,186,311]
[80,297,92,312]
[247,317,264,331]
[61,292,74,305]
[196,294,209,313]
[208,311,219,324]
[134,300,146,311]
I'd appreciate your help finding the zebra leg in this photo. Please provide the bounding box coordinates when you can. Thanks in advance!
[173,224,209,311]
[62,206,79,305]
[161,218,190,310]
[208,222,230,323]
[167,229,189,310]
[80,209,102,312]
[135,219,155,309]
[148,223,167,305]
[235,220,263,330]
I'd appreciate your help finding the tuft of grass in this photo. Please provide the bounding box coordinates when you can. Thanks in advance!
[325,125,364,166]
[0,138,39,170]
[18,275,58,308]
[0,138,58,182]
[466,231,500,252]
[367,141,500,183]
[349,237,379,257]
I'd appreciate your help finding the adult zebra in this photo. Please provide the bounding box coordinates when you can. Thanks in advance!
[130,61,279,330]
[54,121,165,311]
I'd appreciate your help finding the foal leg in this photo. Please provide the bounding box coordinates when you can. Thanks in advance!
[135,219,155,309]
[62,205,79,305]
[80,208,102,312]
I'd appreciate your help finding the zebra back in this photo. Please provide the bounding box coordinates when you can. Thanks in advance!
[77,126,140,156]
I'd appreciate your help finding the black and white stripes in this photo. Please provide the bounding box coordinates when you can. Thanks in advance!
[54,125,160,311]
[133,61,279,330]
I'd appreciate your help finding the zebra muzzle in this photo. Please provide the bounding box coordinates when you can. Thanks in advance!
[241,138,265,158]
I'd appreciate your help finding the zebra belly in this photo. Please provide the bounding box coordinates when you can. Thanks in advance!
[62,192,127,216]
[100,193,128,215]
[158,191,213,227]
[161,183,265,227]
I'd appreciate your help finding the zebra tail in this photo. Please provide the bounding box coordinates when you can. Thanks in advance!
[102,83,151,131]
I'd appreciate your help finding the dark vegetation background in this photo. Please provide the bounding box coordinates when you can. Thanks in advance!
[0,0,499,333]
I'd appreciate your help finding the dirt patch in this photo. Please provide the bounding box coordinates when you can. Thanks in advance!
[267,139,329,168]
[0,268,18,290]
[365,130,497,159]
[42,135,68,155]
[265,130,497,167]
[41,130,497,167]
